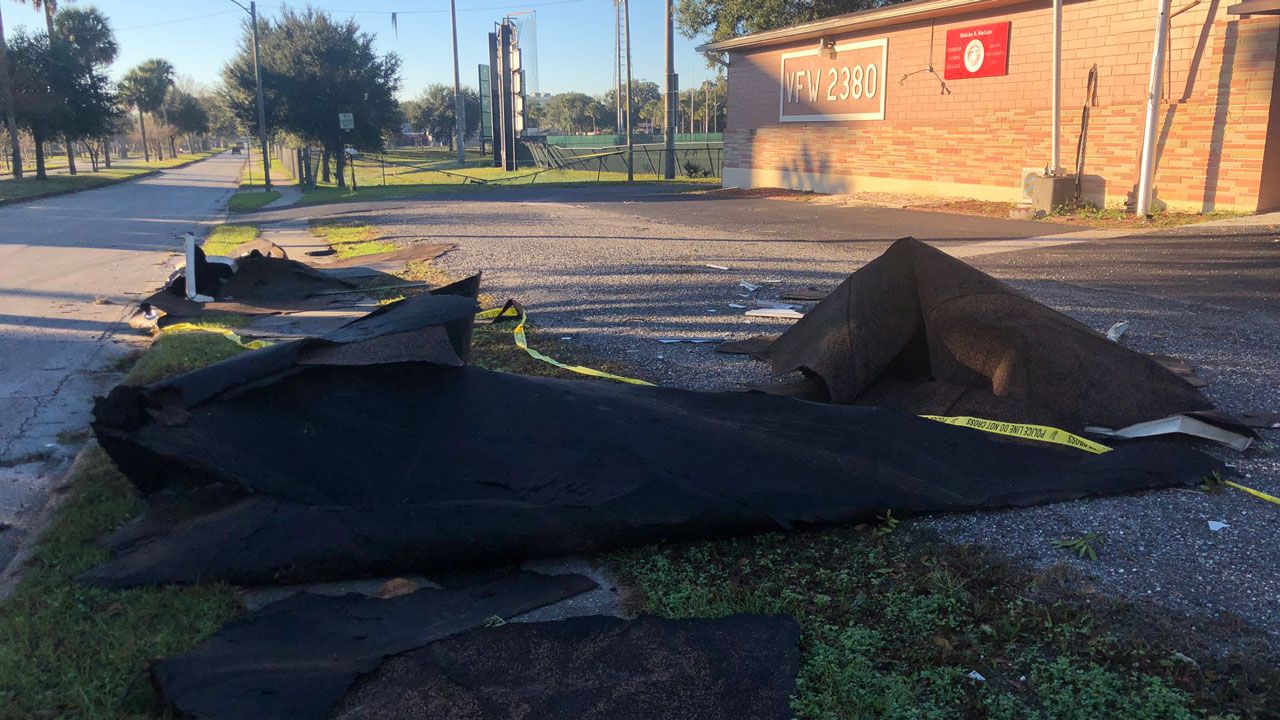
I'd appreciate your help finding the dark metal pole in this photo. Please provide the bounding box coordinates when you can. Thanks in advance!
[623,0,633,182]
[662,0,675,179]
[450,0,466,166]
[249,1,271,190]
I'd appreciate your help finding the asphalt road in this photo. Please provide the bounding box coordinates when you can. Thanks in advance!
[0,153,242,568]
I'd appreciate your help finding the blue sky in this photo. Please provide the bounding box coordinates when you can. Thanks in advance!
[1,0,720,99]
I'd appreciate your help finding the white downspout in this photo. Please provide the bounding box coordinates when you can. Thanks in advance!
[1051,0,1062,174]
[1136,0,1172,216]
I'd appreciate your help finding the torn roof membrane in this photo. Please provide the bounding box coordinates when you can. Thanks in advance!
[762,238,1217,431]
[86,277,1219,587]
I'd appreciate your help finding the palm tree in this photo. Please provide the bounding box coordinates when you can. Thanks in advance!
[55,6,116,168]
[119,59,173,163]
[21,1,70,170]
[0,4,23,178]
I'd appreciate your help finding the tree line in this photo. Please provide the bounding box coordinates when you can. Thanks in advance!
[0,2,231,180]
[0,1,830,185]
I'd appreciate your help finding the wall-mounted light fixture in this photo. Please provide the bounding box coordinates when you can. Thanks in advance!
[819,38,837,59]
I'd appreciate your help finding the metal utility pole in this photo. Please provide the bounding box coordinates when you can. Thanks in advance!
[613,1,624,134]
[232,0,271,190]
[623,0,633,182]
[1050,0,1062,175]
[663,0,676,179]
[450,0,466,166]
[704,85,710,133]
[1136,0,1171,217]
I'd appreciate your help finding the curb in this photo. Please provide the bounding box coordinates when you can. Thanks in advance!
[0,443,91,600]
[0,152,222,209]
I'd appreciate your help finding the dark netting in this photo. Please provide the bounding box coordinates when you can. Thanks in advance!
[150,571,596,720]
[334,615,802,720]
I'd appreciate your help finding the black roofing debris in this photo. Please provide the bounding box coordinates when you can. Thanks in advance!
[150,571,598,720]
[333,614,803,720]
[87,245,1238,719]
[87,266,1218,587]
[141,247,359,319]
[759,238,1228,433]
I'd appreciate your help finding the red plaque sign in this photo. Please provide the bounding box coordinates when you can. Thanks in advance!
[944,22,1010,80]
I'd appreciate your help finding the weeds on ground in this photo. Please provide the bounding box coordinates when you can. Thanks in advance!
[1052,204,1248,229]
[611,525,1280,720]
[1052,532,1106,561]
[903,197,1247,229]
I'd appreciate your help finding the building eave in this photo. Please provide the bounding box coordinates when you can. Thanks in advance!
[697,0,1036,53]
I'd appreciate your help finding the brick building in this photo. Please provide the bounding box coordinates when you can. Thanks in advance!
[700,0,1280,212]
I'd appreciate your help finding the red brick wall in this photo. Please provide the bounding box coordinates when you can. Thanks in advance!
[724,0,1280,211]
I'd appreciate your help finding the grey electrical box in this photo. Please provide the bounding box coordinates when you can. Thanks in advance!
[1025,174,1076,213]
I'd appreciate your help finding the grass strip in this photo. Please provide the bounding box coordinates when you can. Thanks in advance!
[201,224,259,257]
[0,152,220,205]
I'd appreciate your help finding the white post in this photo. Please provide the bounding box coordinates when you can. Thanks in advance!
[1136,0,1171,217]
[1051,0,1062,174]
[183,234,213,303]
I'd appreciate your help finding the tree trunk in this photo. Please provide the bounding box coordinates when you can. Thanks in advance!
[33,130,46,180]
[335,143,347,189]
[66,138,77,175]
[169,135,176,158]
[321,149,331,183]
[0,6,22,179]
[138,107,150,162]
[103,138,111,168]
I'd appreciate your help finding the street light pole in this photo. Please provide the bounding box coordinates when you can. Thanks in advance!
[662,0,675,180]
[450,0,466,166]
[623,0,633,183]
[232,0,271,191]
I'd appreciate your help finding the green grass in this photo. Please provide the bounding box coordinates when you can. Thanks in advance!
[0,152,219,204]
[123,326,247,386]
[200,224,259,257]
[611,525,1280,720]
[308,221,396,259]
[226,190,280,213]
[288,146,716,208]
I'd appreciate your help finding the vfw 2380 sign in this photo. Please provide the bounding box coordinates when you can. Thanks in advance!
[779,38,887,122]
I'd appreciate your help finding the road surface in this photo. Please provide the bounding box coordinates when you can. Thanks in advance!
[0,152,242,568]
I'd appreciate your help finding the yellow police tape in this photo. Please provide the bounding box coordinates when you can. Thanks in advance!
[159,323,273,350]
[920,414,1279,507]
[919,415,1112,454]
[476,303,655,386]
[1224,480,1280,506]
